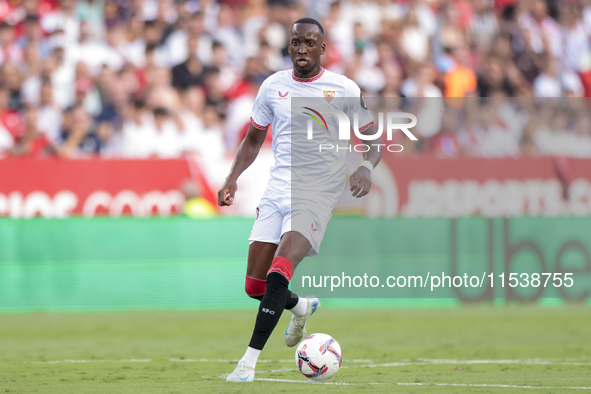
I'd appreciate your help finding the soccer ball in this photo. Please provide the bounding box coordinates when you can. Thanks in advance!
[295,333,342,381]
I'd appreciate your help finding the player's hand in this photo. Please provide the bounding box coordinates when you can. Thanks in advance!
[218,178,238,206]
[349,167,372,198]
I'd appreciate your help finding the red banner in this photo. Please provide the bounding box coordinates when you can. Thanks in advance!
[367,157,591,217]
[0,158,215,218]
[1,157,590,218]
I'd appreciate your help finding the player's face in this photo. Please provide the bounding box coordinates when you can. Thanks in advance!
[289,24,325,77]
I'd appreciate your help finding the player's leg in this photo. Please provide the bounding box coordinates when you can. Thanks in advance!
[227,232,311,382]
[244,242,304,313]
[244,242,276,300]
[243,199,304,308]
[248,231,311,350]
[228,227,309,383]
[276,232,320,347]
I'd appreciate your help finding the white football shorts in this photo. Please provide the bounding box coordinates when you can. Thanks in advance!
[248,195,334,257]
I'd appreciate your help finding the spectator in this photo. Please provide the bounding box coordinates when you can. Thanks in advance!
[444,46,477,98]
[76,0,106,40]
[197,104,227,159]
[0,0,589,160]
[181,179,217,218]
[94,76,128,154]
[517,0,561,58]
[1,62,23,110]
[401,63,442,98]
[9,106,55,157]
[120,98,157,158]
[400,6,431,64]
[41,0,81,45]
[477,55,514,97]
[0,121,12,154]
[210,40,237,91]
[152,106,182,158]
[0,22,24,66]
[16,15,51,60]
[202,66,226,109]
[37,78,62,144]
[178,86,206,154]
[171,34,205,89]
[59,104,92,157]
[164,11,212,67]
[0,84,15,153]
[0,83,21,140]
[470,0,499,52]
[533,58,584,97]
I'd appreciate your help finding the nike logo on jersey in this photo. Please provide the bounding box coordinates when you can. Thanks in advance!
[278,91,289,98]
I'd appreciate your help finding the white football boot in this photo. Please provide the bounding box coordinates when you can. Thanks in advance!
[285,296,321,347]
[226,360,255,382]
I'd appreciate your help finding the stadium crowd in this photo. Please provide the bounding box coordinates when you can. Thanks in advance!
[0,0,590,159]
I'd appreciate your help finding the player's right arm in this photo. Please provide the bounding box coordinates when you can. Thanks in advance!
[218,124,268,206]
[219,76,274,206]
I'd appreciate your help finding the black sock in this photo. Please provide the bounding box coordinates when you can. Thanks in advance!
[285,290,299,310]
[250,291,299,310]
[249,272,289,350]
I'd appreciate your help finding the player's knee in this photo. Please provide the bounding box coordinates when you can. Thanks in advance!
[267,256,294,282]
[245,275,266,299]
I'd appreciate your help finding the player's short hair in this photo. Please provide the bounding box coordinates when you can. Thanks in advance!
[292,17,324,36]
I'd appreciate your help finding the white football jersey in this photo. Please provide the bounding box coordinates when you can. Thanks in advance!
[250,68,373,207]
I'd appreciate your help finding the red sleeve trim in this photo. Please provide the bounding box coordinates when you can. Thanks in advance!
[250,116,269,130]
[359,121,375,132]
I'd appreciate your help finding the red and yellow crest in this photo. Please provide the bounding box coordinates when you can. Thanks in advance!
[323,90,335,103]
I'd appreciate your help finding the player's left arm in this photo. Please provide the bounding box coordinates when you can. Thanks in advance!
[345,78,382,198]
[349,124,382,198]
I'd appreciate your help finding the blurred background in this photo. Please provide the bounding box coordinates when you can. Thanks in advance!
[0,0,590,312]
[2,0,591,162]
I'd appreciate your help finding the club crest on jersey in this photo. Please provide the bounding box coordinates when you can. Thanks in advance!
[323,90,335,103]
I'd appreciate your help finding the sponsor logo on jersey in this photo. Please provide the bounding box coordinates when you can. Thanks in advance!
[278,91,289,99]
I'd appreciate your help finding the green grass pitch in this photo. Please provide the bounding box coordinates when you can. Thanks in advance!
[1,305,590,393]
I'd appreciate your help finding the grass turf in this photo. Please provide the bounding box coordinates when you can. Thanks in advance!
[1,305,590,393]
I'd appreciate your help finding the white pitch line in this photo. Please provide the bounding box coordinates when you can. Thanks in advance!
[30,358,591,366]
[25,358,591,389]
[246,379,591,390]
[415,358,591,366]
[394,383,591,390]
[169,358,373,363]
[33,359,152,364]
[357,362,434,368]
[32,358,372,364]
[255,378,377,385]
